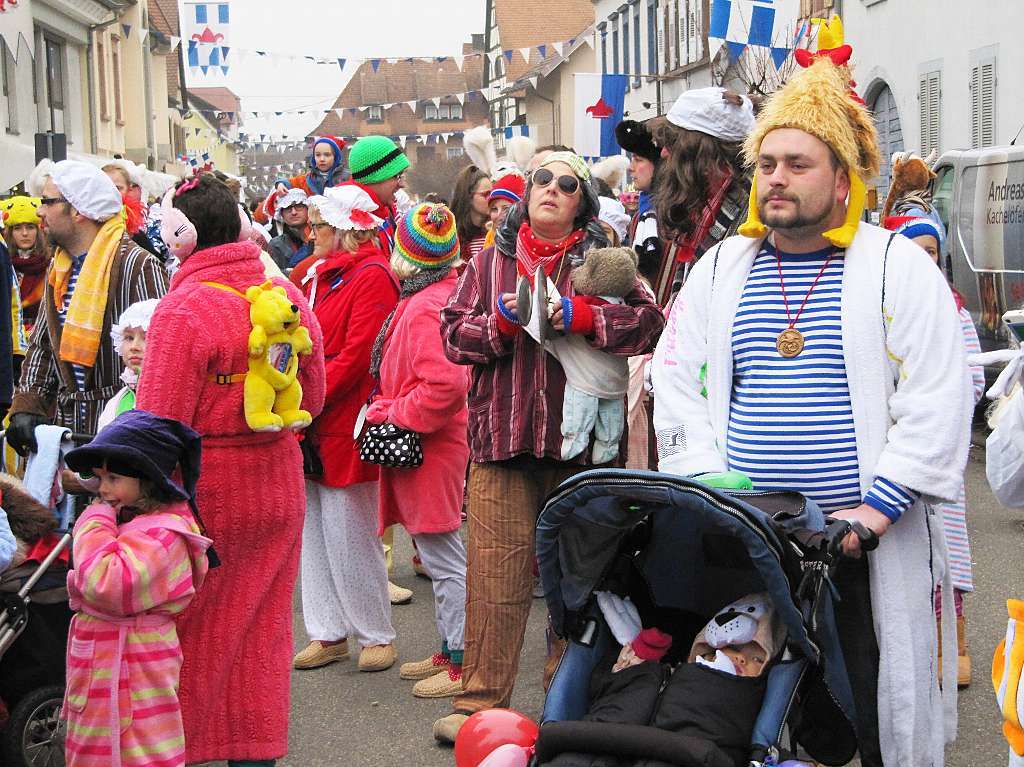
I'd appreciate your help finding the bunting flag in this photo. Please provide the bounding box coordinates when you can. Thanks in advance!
[0,2,33,65]
[183,1,231,76]
[708,0,800,69]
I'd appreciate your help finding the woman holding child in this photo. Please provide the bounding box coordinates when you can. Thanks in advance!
[435,151,664,742]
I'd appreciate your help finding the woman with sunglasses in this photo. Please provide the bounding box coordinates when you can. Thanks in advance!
[436,151,665,744]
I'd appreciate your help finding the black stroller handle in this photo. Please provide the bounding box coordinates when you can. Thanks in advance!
[822,517,879,556]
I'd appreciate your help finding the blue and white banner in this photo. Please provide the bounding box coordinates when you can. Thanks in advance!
[573,74,628,160]
[184,1,230,75]
[708,0,800,69]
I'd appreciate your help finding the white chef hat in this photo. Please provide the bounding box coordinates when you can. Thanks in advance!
[49,160,123,222]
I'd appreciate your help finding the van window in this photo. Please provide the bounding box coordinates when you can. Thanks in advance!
[933,166,953,235]
[959,160,1024,272]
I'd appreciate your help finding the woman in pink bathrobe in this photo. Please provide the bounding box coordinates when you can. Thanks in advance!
[366,203,470,699]
[136,175,325,765]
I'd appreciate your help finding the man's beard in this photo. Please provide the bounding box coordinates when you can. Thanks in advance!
[759,194,834,232]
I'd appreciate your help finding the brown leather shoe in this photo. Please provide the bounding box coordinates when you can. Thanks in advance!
[358,643,397,672]
[293,639,349,670]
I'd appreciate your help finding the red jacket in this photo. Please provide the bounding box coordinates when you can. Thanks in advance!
[303,240,399,487]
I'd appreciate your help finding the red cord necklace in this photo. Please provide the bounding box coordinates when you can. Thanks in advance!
[773,241,836,358]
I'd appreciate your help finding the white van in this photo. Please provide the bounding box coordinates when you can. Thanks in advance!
[932,145,1024,353]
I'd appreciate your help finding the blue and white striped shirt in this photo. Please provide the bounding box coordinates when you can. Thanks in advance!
[56,254,88,395]
[726,245,917,520]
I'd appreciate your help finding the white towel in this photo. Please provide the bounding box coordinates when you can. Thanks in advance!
[23,425,72,526]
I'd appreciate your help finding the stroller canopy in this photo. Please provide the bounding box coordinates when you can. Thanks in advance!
[536,469,825,665]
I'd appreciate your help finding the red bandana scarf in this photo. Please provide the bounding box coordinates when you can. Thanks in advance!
[515,222,585,281]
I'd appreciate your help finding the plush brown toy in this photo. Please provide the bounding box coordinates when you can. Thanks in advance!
[0,474,57,569]
[881,151,938,219]
[572,247,639,299]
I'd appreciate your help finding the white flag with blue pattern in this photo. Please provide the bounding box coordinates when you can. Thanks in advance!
[708,0,800,69]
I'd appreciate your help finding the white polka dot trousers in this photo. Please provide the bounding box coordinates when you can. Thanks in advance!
[300,480,396,648]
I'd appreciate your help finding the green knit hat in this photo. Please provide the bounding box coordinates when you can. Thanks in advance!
[348,136,410,184]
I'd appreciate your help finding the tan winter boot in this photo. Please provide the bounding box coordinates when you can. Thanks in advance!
[957,614,972,688]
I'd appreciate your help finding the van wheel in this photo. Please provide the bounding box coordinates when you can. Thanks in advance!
[2,685,65,767]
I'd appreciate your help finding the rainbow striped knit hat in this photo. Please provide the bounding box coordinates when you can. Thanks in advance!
[394,203,460,270]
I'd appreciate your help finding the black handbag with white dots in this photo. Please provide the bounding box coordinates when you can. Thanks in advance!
[359,422,424,469]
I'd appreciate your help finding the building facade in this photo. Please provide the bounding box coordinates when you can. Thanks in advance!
[842,0,1024,207]
[308,45,488,198]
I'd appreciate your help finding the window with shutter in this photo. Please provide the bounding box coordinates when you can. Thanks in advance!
[918,70,941,157]
[970,59,996,149]
[647,0,658,77]
[685,0,702,65]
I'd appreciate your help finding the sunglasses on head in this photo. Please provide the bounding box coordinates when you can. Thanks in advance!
[532,168,580,195]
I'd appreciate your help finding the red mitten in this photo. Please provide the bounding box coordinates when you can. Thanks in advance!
[568,296,596,336]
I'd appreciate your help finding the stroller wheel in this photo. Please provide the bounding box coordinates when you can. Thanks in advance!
[2,685,65,767]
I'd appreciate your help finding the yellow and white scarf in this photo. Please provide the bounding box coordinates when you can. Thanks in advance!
[49,216,124,367]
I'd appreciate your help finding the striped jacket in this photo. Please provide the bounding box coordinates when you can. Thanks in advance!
[64,501,211,767]
[441,243,665,464]
[10,234,167,435]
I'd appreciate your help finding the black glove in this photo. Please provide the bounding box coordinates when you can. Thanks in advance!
[7,412,48,457]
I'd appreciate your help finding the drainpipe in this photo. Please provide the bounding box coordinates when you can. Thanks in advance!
[142,37,156,168]
[87,14,120,156]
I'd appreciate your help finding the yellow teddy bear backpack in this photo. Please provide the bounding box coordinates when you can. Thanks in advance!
[201,280,314,432]
[994,599,1024,766]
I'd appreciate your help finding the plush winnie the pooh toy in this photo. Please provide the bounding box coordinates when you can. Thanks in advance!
[244,281,314,432]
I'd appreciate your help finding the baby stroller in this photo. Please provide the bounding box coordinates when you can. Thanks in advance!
[533,468,874,767]
[0,533,72,767]
[0,430,94,767]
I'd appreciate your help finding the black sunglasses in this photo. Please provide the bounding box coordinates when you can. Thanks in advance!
[39,196,68,206]
[532,168,580,195]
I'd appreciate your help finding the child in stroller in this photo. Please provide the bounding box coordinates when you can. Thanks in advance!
[531,468,875,767]
[545,592,788,767]
[0,473,74,766]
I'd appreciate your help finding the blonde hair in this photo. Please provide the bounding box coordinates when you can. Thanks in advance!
[389,251,422,281]
[338,229,376,253]
[101,164,133,189]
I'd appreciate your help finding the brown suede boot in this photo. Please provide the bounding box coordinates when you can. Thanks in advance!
[957,614,971,688]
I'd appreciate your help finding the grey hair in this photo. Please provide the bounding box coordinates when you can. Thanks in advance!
[494,175,608,261]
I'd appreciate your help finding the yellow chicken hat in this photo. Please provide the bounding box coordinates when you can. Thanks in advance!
[0,196,42,228]
[737,16,880,249]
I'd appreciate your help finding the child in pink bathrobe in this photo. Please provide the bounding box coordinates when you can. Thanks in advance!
[61,411,212,767]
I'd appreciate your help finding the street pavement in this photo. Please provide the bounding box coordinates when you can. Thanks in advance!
[263,445,1022,767]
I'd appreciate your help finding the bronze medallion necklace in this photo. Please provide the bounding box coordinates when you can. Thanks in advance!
[772,241,837,358]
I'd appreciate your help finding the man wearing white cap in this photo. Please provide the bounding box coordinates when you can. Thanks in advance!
[7,160,167,454]
[648,87,756,304]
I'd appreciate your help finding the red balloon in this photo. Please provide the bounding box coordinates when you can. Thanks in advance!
[454,709,540,767]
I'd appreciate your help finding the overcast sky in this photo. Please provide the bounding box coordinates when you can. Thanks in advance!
[184,0,486,139]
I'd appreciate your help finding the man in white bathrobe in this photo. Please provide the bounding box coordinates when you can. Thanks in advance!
[651,58,972,767]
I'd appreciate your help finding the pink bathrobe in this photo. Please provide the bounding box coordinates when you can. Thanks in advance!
[369,272,470,535]
[63,501,211,767]
[136,241,326,763]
